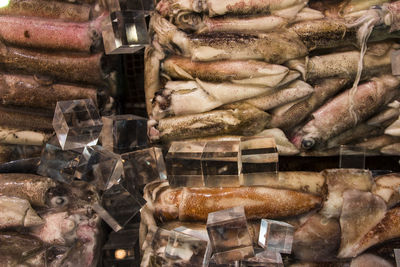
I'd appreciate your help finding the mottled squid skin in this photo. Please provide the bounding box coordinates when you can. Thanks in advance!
[0,73,97,110]
[372,173,400,208]
[151,185,321,222]
[292,75,400,150]
[0,0,92,22]
[145,45,164,115]
[0,15,103,52]
[150,103,270,142]
[0,44,107,85]
[271,78,349,130]
[0,106,53,131]
[0,173,56,207]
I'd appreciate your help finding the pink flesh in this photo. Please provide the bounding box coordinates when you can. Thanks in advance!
[0,16,97,52]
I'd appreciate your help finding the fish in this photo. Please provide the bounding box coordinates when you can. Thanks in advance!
[246,80,314,111]
[0,43,108,86]
[149,103,270,142]
[0,173,57,207]
[156,0,308,17]
[0,0,93,22]
[384,115,400,136]
[306,42,397,81]
[0,15,104,52]
[380,142,400,155]
[0,106,53,131]
[320,169,374,219]
[338,190,387,258]
[350,254,394,267]
[162,56,289,85]
[0,73,98,110]
[144,180,321,222]
[0,196,43,229]
[372,173,400,208]
[292,214,340,261]
[153,79,275,119]
[270,78,349,130]
[151,13,308,63]
[291,74,400,150]
[255,128,300,155]
[351,135,400,152]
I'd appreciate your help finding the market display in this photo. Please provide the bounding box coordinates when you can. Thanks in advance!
[0,0,114,163]
[145,0,400,156]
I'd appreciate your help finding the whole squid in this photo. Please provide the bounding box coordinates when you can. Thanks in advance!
[291,74,400,150]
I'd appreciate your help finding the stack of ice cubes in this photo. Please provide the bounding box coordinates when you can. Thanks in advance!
[38,99,169,232]
[166,137,278,188]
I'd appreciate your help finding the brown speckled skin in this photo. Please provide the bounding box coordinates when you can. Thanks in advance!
[0,106,53,131]
[0,0,92,22]
[0,173,56,207]
[154,186,321,222]
[0,73,97,110]
[0,45,105,85]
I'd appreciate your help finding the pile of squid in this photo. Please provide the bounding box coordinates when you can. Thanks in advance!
[145,0,400,156]
[140,169,400,266]
[0,0,115,162]
[0,173,101,266]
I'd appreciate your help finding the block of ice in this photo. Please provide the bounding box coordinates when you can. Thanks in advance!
[241,250,283,267]
[52,99,102,150]
[258,219,294,254]
[165,231,208,265]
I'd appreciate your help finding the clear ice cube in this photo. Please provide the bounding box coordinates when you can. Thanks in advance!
[52,99,103,150]
[122,147,166,190]
[339,145,366,169]
[201,141,241,187]
[174,226,209,242]
[102,11,149,55]
[165,231,208,265]
[103,226,140,264]
[101,114,148,154]
[241,250,283,267]
[207,207,254,264]
[166,141,207,187]
[37,137,82,184]
[101,184,145,229]
[258,219,294,254]
[240,137,278,186]
[75,145,123,190]
[395,249,400,267]
[143,226,171,256]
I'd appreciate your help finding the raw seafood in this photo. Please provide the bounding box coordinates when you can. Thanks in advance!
[0,126,49,146]
[292,74,400,150]
[0,0,92,22]
[144,181,321,222]
[0,73,98,110]
[149,103,270,142]
[0,196,43,228]
[0,44,107,85]
[145,45,164,115]
[372,173,400,208]
[0,15,103,52]
[0,106,53,131]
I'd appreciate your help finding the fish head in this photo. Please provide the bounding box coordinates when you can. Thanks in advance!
[291,131,318,150]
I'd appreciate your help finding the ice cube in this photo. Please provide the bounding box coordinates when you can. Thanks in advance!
[241,250,283,267]
[37,137,82,184]
[122,147,166,190]
[143,226,171,256]
[395,249,400,267]
[102,11,149,55]
[103,226,140,265]
[101,184,145,229]
[101,114,148,154]
[165,231,208,265]
[75,145,123,190]
[201,141,241,187]
[339,145,366,169]
[207,207,254,264]
[240,137,278,186]
[166,141,207,187]
[258,219,294,254]
[52,99,102,150]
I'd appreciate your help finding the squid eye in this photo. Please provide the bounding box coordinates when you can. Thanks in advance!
[51,196,69,207]
[301,138,315,150]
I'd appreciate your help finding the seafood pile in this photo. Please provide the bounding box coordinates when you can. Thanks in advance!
[0,173,101,266]
[145,0,400,156]
[0,0,115,163]
[141,169,400,266]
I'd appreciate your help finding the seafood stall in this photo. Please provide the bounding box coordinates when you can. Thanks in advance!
[1,0,400,266]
